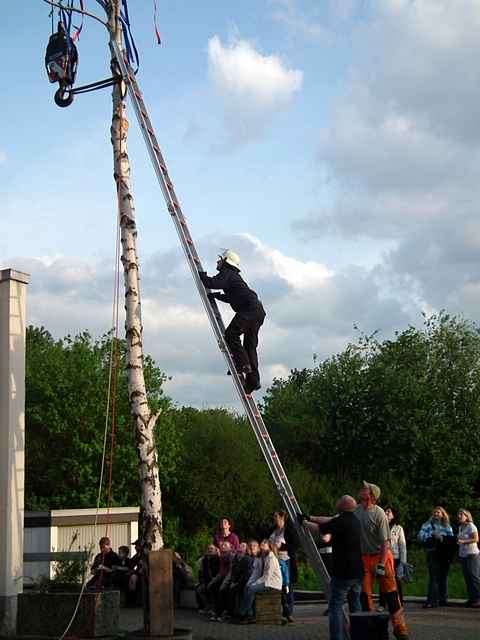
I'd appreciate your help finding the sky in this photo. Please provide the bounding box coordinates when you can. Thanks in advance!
[2,0,480,408]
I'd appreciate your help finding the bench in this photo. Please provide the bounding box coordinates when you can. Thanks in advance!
[255,590,282,625]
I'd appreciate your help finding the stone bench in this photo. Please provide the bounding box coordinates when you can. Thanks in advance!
[255,590,282,625]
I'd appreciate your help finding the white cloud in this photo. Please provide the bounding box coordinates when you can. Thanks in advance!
[207,35,303,147]
[270,0,333,43]
[295,0,480,323]
[9,233,412,408]
[208,35,302,108]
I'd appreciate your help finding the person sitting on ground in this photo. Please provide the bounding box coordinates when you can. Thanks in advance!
[172,551,193,606]
[238,539,282,624]
[418,506,455,608]
[87,536,121,590]
[199,249,266,394]
[195,544,220,614]
[223,542,251,621]
[381,507,407,607]
[302,495,363,640]
[456,509,480,608]
[268,510,299,622]
[209,541,234,620]
[213,517,240,550]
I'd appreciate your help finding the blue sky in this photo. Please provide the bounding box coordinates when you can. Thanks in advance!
[3,1,480,407]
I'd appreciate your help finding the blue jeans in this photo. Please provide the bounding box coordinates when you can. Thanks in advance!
[426,551,450,605]
[460,554,480,604]
[240,583,279,617]
[329,576,362,640]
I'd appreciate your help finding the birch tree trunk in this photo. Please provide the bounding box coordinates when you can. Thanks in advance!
[107,2,164,551]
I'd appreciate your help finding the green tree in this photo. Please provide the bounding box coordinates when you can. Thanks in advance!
[25,326,176,510]
[262,313,480,531]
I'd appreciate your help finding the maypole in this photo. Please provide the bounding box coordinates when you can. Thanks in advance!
[107,0,164,552]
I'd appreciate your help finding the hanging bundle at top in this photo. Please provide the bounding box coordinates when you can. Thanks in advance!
[45,15,78,107]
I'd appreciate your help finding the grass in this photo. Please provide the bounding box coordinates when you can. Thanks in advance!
[296,548,468,600]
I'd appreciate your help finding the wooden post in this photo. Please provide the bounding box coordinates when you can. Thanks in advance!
[145,549,174,636]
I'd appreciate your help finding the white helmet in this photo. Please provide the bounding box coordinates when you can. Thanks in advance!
[220,249,240,269]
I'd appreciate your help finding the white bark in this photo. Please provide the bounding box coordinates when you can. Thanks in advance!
[108,3,164,551]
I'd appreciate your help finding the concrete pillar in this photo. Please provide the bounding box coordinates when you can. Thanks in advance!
[0,269,29,635]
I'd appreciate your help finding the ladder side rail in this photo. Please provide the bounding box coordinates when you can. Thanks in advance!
[113,46,347,629]
[248,407,331,591]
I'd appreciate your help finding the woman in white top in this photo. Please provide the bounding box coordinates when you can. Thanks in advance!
[239,539,282,623]
[385,507,407,605]
[457,509,480,607]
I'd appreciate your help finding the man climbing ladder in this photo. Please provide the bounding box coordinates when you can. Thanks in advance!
[199,250,266,395]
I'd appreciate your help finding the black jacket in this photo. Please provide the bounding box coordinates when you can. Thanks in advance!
[199,264,261,313]
[198,554,220,585]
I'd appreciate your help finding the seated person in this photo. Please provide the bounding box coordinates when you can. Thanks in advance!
[172,551,193,606]
[113,545,132,598]
[246,540,263,587]
[126,539,143,607]
[195,544,220,614]
[87,536,121,590]
[208,541,233,620]
[239,539,282,623]
[224,542,251,620]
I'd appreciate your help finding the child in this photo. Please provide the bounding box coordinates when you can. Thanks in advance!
[114,545,132,596]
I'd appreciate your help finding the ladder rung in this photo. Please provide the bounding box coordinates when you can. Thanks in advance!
[168,204,175,214]
[134,91,142,100]
[186,239,193,245]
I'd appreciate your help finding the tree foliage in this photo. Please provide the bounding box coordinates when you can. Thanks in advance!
[261,312,480,532]
[25,326,175,510]
[25,312,480,551]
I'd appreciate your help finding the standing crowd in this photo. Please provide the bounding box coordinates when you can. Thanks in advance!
[302,481,480,640]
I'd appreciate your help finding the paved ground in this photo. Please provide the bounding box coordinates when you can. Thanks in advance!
[119,602,480,639]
